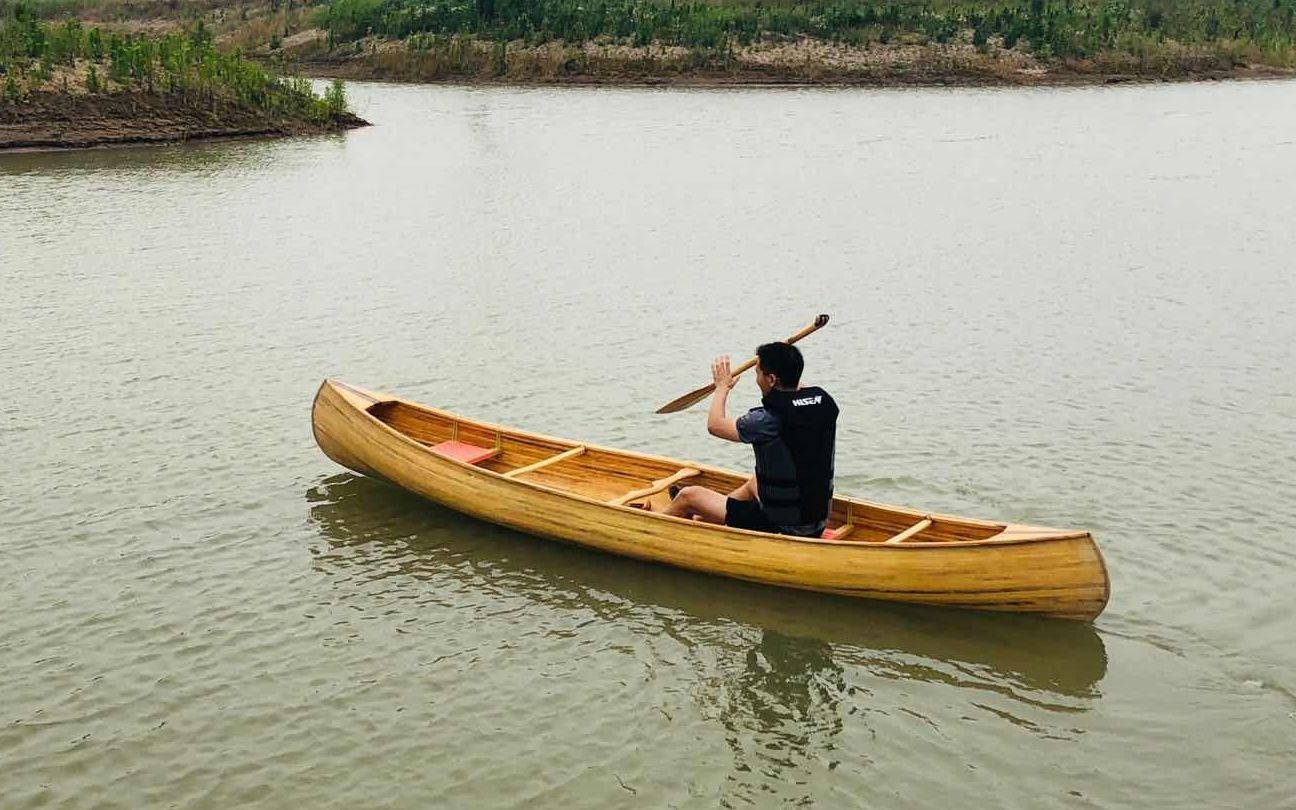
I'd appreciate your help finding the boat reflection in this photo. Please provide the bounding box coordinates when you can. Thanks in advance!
[708,628,848,802]
[306,473,1108,706]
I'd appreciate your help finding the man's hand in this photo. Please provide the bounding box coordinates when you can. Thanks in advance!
[707,355,741,442]
[712,355,735,392]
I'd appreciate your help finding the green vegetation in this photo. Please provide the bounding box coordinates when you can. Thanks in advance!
[0,0,286,22]
[3,0,1291,86]
[0,2,349,122]
[315,0,1296,63]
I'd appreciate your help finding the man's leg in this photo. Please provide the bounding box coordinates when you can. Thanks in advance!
[728,475,758,502]
[662,486,729,524]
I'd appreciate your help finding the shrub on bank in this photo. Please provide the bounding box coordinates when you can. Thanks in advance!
[313,0,1296,66]
[0,2,350,123]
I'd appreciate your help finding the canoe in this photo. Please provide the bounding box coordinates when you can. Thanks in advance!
[311,379,1111,621]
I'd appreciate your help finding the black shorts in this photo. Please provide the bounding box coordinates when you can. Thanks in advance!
[725,497,781,534]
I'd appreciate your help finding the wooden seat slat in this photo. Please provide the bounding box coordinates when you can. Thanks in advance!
[884,517,933,544]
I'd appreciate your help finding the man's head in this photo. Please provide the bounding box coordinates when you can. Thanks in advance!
[755,342,804,395]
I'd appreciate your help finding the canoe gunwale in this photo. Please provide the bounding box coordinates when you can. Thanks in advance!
[318,379,1090,551]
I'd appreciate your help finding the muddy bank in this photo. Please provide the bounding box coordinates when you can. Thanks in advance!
[289,35,1296,88]
[0,91,368,151]
[306,57,1296,88]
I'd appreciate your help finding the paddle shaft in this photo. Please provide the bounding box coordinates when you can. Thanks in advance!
[656,314,830,413]
[723,318,824,381]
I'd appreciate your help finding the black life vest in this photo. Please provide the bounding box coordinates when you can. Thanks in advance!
[756,387,839,527]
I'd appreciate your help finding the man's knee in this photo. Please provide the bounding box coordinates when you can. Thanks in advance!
[676,485,704,505]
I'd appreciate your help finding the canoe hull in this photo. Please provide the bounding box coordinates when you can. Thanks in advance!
[311,380,1110,620]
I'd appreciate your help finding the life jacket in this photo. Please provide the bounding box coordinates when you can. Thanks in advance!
[754,387,838,528]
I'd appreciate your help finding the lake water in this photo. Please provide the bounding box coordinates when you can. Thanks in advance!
[2,79,1294,808]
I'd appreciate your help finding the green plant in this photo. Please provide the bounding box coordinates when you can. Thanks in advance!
[307,0,1296,66]
[0,9,354,121]
[322,76,347,115]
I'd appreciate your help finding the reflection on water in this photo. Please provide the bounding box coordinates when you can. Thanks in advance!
[307,473,1108,800]
[0,133,347,176]
[5,77,1294,808]
[306,473,1107,700]
[711,630,847,806]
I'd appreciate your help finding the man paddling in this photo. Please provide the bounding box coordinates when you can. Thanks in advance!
[663,342,838,537]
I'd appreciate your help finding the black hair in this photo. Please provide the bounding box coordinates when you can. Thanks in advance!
[756,342,804,388]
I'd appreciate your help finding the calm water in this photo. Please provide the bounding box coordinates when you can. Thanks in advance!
[2,80,1295,808]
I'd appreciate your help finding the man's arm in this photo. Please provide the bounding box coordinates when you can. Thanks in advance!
[707,355,741,442]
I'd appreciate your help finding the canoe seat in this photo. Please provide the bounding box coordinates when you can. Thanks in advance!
[429,440,499,465]
[823,502,856,540]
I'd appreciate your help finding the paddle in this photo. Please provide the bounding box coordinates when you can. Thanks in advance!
[655,314,830,414]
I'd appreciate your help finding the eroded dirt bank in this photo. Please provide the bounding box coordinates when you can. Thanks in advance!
[287,35,1296,88]
[0,91,368,151]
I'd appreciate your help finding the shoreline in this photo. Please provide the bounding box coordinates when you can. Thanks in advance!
[298,60,1296,89]
[279,34,1296,90]
[0,91,369,152]
[4,61,1291,152]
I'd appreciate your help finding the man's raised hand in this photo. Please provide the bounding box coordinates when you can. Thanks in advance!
[712,355,735,392]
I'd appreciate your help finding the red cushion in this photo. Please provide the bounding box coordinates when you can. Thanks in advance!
[430,440,497,465]
[822,526,847,540]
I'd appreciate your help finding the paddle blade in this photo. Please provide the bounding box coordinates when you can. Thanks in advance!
[655,382,716,414]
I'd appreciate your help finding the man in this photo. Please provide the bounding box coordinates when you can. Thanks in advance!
[663,342,838,537]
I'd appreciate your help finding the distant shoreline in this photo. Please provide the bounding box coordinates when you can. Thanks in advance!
[4,49,1291,153]
[5,2,1292,153]
[298,57,1296,89]
[278,31,1296,90]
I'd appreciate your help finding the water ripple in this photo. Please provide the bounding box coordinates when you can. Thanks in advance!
[3,79,1296,809]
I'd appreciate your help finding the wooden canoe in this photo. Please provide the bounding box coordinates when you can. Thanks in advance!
[311,379,1111,621]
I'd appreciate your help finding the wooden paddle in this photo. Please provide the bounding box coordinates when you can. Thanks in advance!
[655,314,830,414]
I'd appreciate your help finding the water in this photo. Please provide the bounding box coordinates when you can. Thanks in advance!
[2,80,1294,808]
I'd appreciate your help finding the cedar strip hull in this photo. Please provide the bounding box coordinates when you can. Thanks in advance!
[312,380,1110,620]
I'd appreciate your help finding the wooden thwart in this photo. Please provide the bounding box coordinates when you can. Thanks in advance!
[885,517,933,544]
[608,468,700,506]
[503,446,586,478]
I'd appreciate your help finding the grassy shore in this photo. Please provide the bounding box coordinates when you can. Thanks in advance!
[294,33,1296,87]
[299,0,1296,84]
[3,0,1294,87]
[0,6,366,150]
